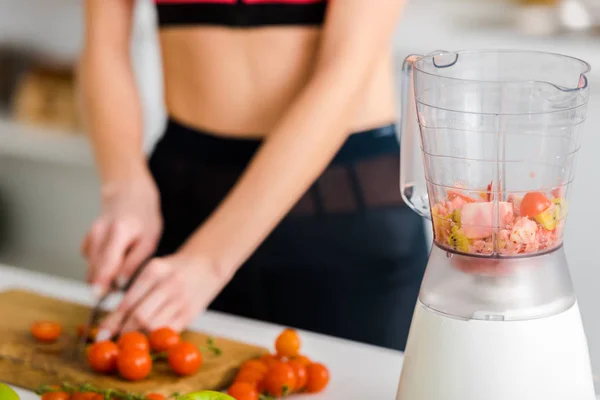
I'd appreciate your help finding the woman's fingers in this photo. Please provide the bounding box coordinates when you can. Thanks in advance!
[85,219,109,283]
[120,285,172,333]
[115,260,168,319]
[169,308,192,333]
[118,234,159,288]
[146,300,183,332]
[92,221,136,296]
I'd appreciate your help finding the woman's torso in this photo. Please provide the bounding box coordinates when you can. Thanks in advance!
[155,0,397,138]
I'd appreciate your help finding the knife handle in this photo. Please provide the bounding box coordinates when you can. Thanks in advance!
[120,258,151,291]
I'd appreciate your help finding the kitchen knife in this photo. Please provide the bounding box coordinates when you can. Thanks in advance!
[72,260,149,358]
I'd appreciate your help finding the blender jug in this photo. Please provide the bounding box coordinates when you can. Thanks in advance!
[396,50,594,400]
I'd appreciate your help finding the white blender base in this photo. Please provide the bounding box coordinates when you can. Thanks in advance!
[396,301,595,400]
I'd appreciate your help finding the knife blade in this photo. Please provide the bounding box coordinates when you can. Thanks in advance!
[72,260,150,358]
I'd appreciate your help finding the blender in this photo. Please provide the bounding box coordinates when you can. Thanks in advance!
[396,50,595,400]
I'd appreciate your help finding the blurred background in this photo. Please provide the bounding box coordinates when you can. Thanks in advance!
[0,0,599,389]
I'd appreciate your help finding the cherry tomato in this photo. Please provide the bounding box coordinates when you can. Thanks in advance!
[288,359,308,392]
[41,392,70,400]
[117,348,152,381]
[275,329,301,358]
[71,393,103,400]
[168,341,202,376]
[87,340,119,373]
[264,362,297,397]
[235,367,265,388]
[290,355,311,367]
[227,382,259,400]
[260,354,280,369]
[149,327,181,353]
[520,192,551,218]
[241,359,269,375]
[145,394,166,400]
[306,363,330,393]
[31,321,62,343]
[76,324,99,342]
[447,189,476,204]
[117,331,150,352]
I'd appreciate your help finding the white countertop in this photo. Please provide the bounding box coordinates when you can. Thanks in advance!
[0,264,404,400]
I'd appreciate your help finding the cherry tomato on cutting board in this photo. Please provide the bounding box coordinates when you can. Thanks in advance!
[227,382,259,400]
[117,348,152,381]
[168,342,203,376]
[87,340,119,373]
[145,394,166,400]
[117,331,150,352]
[520,192,552,217]
[31,321,62,343]
[41,393,71,400]
[149,327,181,352]
[71,392,103,400]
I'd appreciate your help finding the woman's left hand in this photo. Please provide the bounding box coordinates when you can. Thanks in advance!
[95,252,229,341]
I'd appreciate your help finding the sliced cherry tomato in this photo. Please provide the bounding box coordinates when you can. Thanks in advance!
[117,348,152,381]
[149,327,181,353]
[117,331,150,352]
[447,189,476,204]
[168,342,202,376]
[551,187,564,199]
[520,191,552,218]
[275,328,301,358]
[31,321,62,343]
[71,392,103,400]
[227,382,259,400]
[87,340,119,373]
[41,392,71,400]
[145,394,166,400]
[264,362,297,397]
[288,359,308,392]
[306,363,330,393]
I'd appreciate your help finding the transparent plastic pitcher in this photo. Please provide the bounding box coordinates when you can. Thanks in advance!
[399,50,591,321]
[401,50,590,258]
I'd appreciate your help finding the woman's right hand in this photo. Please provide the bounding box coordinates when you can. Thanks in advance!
[82,167,163,298]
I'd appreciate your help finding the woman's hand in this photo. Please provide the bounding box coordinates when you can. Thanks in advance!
[95,251,229,340]
[82,167,163,297]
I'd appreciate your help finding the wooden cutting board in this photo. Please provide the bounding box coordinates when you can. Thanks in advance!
[0,289,269,395]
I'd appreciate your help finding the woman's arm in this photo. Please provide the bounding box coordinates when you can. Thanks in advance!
[79,0,145,184]
[182,0,407,274]
[79,0,163,296]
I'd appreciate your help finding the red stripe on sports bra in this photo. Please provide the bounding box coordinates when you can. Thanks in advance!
[155,0,235,4]
[244,0,324,3]
[155,0,324,3]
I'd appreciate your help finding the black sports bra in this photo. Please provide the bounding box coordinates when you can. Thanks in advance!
[154,0,328,28]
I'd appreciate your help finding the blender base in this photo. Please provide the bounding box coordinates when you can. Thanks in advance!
[396,301,595,400]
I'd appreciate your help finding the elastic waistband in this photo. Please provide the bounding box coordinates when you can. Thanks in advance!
[156,117,400,165]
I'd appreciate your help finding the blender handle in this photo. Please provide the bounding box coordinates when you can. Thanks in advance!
[399,54,431,220]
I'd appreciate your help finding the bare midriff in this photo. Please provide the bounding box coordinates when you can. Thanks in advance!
[158,26,396,138]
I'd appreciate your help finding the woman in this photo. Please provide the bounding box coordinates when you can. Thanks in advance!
[80,0,428,351]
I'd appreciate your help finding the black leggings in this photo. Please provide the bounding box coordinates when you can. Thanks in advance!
[148,118,428,351]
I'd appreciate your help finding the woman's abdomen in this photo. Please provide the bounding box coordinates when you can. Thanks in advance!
[158,27,396,137]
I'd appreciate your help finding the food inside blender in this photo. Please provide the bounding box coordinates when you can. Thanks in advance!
[431,184,567,256]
